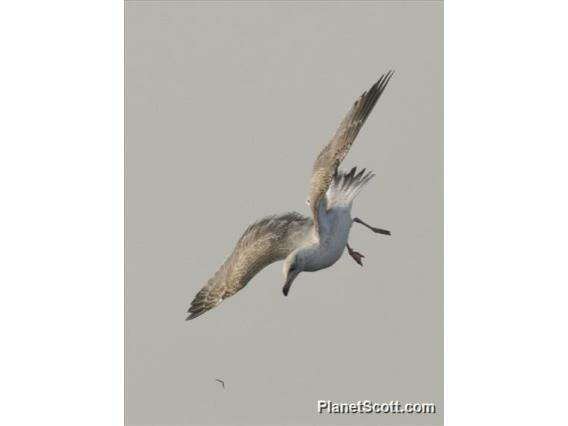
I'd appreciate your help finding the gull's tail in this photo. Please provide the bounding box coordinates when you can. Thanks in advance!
[326,166,375,208]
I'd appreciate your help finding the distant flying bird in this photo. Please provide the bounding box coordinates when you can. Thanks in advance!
[187,71,394,320]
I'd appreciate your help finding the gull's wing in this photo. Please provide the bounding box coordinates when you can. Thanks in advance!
[308,71,394,231]
[186,212,313,320]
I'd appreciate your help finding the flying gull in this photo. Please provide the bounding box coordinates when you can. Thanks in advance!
[187,71,394,320]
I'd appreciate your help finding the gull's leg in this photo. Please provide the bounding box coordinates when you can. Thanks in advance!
[347,243,365,267]
[353,217,391,236]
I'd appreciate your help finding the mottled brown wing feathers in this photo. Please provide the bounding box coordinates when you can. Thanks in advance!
[308,71,394,227]
[186,212,312,320]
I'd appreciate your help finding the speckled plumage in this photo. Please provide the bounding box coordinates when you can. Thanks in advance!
[309,71,393,231]
[187,213,314,320]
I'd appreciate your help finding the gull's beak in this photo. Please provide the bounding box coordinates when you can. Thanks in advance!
[282,270,300,296]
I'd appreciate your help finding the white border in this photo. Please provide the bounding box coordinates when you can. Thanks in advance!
[0,1,123,425]
[446,1,568,425]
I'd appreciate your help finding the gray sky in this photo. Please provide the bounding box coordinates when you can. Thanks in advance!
[126,2,443,425]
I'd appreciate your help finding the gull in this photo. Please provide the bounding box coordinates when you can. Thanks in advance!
[187,71,394,320]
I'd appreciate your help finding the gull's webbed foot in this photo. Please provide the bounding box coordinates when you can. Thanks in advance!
[347,244,365,267]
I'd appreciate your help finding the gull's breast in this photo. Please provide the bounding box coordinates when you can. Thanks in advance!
[308,207,353,271]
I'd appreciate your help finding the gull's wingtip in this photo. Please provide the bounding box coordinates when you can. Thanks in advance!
[185,310,205,321]
[377,69,395,88]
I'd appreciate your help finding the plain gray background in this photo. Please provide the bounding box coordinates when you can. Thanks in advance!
[126,1,442,425]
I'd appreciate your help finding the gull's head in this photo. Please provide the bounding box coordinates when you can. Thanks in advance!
[282,251,304,297]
